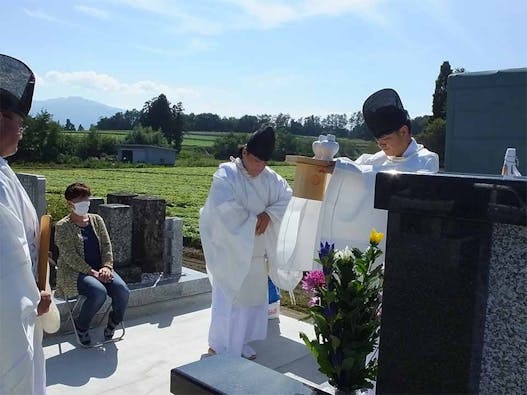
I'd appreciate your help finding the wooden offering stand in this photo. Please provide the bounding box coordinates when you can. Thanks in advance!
[285,155,334,201]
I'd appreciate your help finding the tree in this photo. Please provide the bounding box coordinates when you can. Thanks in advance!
[140,94,184,152]
[212,132,247,159]
[236,115,259,133]
[419,118,446,166]
[432,61,453,120]
[124,126,169,147]
[348,111,372,140]
[64,118,76,131]
[78,124,84,131]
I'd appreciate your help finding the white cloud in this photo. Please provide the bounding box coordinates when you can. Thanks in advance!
[37,70,199,108]
[23,8,74,25]
[75,5,110,20]
[135,38,214,58]
[223,0,380,28]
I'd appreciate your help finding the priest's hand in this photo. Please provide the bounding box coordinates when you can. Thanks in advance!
[318,162,335,174]
[37,290,52,316]
[255,212,271,235]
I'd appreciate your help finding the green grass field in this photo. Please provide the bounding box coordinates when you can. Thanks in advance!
[13,164,296,247]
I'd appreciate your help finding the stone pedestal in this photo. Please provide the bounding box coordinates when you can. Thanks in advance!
[165,217,183,276]
[97,204,132,269]
[107,192,139,206]
[374,172,527,394]
[131,196,166,273]
[88,197,105,214]
[16,173,47,219]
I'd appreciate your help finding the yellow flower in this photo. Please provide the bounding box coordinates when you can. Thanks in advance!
[369,228,384,245]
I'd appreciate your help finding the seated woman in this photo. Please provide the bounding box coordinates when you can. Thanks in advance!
[55,182,130,346]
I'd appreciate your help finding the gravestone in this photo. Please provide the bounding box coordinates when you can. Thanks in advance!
[16,173,46,219]
[445,68,527,175]
[164,217,183,276]
[97,204,132,268]
[374,171,527,394]
[131,195,166,273]
[88,197,105,214]
[107,192,139,206]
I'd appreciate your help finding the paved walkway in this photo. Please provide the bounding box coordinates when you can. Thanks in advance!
[44,302,327,394]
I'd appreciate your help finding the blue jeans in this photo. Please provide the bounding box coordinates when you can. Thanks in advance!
[76,271,130,331]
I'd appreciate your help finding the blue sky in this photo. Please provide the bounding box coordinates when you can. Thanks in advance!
[2,0,526,118]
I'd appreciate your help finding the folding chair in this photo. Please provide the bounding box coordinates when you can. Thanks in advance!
[50,259,125,348]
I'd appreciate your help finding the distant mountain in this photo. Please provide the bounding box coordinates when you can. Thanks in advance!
[31,97,123,129]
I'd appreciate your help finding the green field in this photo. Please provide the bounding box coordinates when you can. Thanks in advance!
[13,164,295,247]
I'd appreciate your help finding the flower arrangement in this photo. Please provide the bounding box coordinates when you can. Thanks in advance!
[300,229,384,393]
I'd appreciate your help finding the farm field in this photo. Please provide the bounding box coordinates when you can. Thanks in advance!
[13,164,296,247]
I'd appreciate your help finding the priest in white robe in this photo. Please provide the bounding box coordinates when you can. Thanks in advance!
[200,126,292,360]
[0,54,50,394]
[276,88,439,276]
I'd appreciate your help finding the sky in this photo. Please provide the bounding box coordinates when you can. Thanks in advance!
[2,0,526,119]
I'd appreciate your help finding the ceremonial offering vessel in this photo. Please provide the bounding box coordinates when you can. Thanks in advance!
[313,134,340,161]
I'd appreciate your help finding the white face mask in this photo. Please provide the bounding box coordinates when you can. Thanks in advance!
[73,201,90,216]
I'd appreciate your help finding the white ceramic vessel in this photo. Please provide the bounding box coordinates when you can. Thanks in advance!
[313,134,339,160]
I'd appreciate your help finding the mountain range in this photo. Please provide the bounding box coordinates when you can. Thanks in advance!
[31,97,123,129]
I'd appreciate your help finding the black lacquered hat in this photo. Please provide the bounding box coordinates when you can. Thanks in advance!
[246,125,275,161]
[362,88,410,138]
[0,54,35,117]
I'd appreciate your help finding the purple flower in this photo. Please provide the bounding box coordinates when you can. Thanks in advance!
[319,241,334,260]
[323,302,336,318]
[302,270,326,293]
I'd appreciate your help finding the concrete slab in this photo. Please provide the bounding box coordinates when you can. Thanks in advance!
[44,303,326,394]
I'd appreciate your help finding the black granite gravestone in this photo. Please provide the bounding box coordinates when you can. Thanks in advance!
[374,172,526,394]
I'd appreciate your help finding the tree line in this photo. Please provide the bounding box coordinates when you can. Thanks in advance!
[13,61,462,165]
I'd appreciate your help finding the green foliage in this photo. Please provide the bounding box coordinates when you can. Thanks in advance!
[419,118,446,166]
[13,165,296,248]
[410,115,430,135]
[432,61,453,120]
[97,109,141,130]
[211,132,248,159]
[300,237,384,392]
[124,126,169,147]
[15,111,62,162]
[140,94,184,152]
[64,118,76,131]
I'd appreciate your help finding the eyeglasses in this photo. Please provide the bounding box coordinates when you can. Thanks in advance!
[1,111,27,133]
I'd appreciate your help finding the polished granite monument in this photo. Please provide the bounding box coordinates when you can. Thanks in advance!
[374,171,526,394]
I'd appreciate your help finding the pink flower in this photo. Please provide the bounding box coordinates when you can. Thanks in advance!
[302,270,326,293]
[308,296,320,306]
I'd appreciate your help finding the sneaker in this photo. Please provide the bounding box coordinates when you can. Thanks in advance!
[242,344,256,360]
[75,323,91,346]
[104,313,118,340]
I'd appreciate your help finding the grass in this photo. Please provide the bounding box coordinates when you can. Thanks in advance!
[13,164,295,247]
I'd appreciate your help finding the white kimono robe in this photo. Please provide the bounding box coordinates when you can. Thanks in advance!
[276,138,439,276]
[0,157,46,395]
[199,158,292,356]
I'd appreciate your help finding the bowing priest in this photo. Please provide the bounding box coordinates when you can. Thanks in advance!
[200,125,292,360]
[0,54,51,394]
[275,88,439,278]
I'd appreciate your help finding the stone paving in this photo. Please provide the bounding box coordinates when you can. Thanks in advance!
[44,302,327,394]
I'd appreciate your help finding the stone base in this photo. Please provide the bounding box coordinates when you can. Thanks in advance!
[46,267,211,337]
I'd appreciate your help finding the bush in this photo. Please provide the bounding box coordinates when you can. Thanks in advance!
[212,132,248,159]
[124,126,170,147]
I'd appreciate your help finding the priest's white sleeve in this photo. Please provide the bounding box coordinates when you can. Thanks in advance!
[199,171,257,303]
[0,201,40,394]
